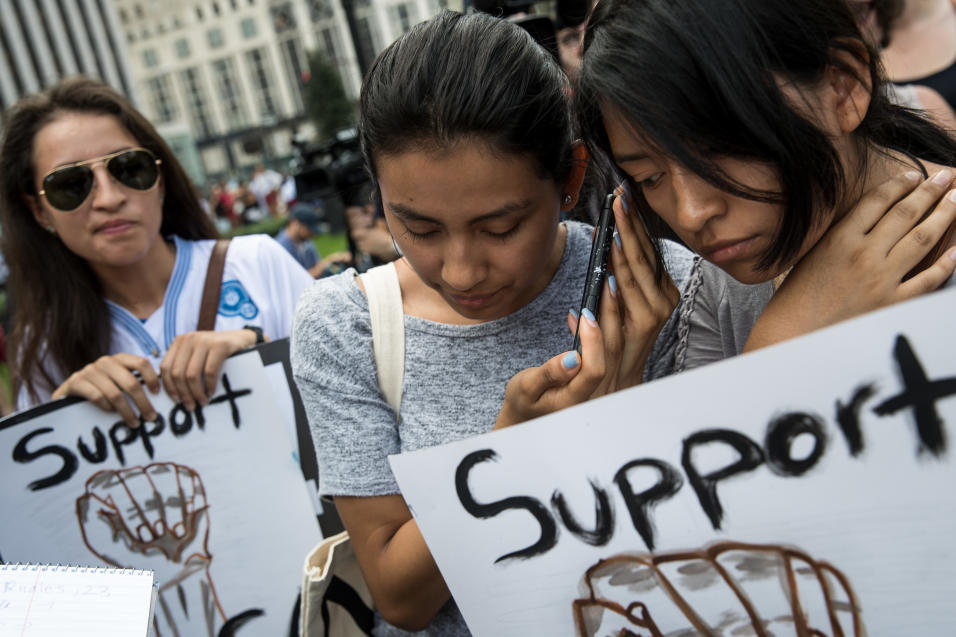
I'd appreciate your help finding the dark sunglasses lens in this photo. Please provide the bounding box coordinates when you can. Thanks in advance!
[108,150,159,190]
[44,167,94,211]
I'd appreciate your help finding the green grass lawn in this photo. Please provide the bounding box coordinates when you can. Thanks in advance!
[313,233,348,257]
[223,217,347,259]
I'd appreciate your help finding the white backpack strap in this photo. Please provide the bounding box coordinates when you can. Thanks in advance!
[358,263,405,416]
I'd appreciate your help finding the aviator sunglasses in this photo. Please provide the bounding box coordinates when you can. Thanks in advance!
[38,148,162,211]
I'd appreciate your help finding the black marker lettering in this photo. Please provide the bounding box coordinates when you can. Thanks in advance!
[77,427,108,463]
[455,449,557,563]
[217,608,265,636]
[139,416,165,458]
[169,404,193,436]
[108,421,138,466]
[12,428,78,491]
[550,480,613,547]
[682,430,764,530]
[764,411,827,476]
[874,335,955,456]
[613,459,683,551]
[208,375,253,429]
[835,384,878,456]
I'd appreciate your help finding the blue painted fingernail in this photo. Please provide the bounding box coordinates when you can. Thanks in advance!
[613,231,622,249]
[562,352,580,369]
[582,308,597,325]
[569,307,579,320]
[608,274,617,294]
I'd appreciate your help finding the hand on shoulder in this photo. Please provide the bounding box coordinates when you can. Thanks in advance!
[745,169,956,351]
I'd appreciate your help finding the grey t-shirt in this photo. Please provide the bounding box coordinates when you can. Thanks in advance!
[676,258,956,371]
[290,221,694,636]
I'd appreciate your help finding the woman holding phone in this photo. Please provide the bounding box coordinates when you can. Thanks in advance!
[574,0,956,366]
[1,78,311,422]
[291,11,691,635]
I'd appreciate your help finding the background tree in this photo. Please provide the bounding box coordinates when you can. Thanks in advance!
[303,50,356,139]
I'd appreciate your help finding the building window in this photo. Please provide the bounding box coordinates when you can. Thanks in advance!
[207,28,224,48]
[320,27,339,62]
[143,48,159,68]
[119,8,129,23]
[135,4,144,18]
[282,38,307,110]
[180,67,216,138]
[395,4,413,33]
[147,75,177,123]
[211,58,249,129]
[230,0,238,10]
[309,0,332,21]
[271,3,296,33]
[175,38,191,58]
[245,48,278,119]
[241,17,257,38]
[354,17,376,68]
[196,5,204,21]
[213,1,221,16]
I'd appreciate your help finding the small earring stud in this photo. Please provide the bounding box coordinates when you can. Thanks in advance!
[563,194,572,205]
[44,225,56,234]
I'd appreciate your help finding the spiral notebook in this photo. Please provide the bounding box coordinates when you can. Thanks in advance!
[0,564,156,636]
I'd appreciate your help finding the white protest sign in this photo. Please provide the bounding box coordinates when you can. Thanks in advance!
[0,350,321,636]
[390,287,956,636]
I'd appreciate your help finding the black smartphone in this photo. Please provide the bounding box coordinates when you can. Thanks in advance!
[572,192,617,354]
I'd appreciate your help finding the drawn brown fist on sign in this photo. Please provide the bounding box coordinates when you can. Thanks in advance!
[573,542,863,637]
[76,463,226,636]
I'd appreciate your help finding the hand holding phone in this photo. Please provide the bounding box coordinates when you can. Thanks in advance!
[572,192,617,353]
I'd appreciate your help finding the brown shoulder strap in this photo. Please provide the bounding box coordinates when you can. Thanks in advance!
[197,238,231,331]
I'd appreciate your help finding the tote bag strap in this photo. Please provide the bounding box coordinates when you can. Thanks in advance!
[358,262,405,415]
[197,238,232,331]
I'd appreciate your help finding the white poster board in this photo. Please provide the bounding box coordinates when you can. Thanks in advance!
[0,350,321,636]
[390,287,956,636]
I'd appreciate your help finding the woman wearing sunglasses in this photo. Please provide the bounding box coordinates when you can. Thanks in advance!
[0,78,312,424]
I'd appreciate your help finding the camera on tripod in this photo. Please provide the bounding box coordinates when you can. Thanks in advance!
[291,127,370,234]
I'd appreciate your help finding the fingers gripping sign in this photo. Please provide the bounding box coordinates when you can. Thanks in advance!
[52,353,162,428]
[161,329,257,411]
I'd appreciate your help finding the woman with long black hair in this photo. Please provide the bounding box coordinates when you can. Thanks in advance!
[574,0,956,365]
[1,78,311,423]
